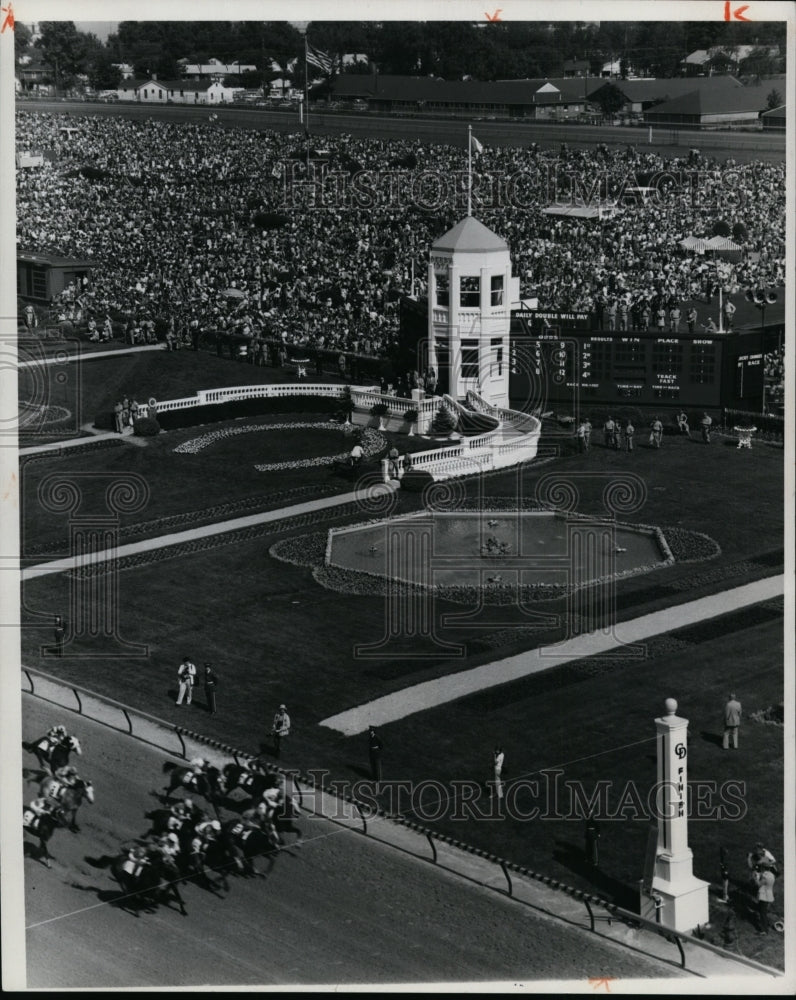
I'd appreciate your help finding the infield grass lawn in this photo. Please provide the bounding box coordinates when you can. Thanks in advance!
[18,362,785,968]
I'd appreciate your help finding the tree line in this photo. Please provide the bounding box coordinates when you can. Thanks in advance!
[16,19,786,94]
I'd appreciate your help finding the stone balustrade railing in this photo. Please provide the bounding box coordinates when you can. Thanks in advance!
[138,382,348,418]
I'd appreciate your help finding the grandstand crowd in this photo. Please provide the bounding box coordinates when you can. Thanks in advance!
[16,112,786,358]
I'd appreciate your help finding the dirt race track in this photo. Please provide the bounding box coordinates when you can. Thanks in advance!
[17,101,785,164]
[12,697,683,989]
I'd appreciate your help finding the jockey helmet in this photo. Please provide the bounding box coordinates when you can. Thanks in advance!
[31,797,50,812]
[183,798,194,810]
[210,820,221,831]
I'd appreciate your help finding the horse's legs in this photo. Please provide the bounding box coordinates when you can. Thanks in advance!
[38,837,52,868]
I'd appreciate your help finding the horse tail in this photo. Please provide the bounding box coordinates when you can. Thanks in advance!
[162,762,177,775]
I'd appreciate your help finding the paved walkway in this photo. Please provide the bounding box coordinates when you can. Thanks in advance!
[18,344,162,368]
[21,483,395,580]
[320,574,784,735]
[19,428,132,456]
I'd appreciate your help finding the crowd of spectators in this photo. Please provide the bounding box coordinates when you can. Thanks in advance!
[764,346,785,412]
[16,111,786,361]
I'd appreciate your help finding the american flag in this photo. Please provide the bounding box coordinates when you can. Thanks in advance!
[306,42,334,75]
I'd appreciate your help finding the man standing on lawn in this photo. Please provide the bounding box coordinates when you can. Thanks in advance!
[176,655,196,706]
[722,692,742,749]
[203,663,219,715]
[272,704,291,759]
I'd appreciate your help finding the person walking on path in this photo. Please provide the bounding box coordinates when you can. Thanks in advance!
[113,401,124,434]
[368,726,383,782]
[203,663,219,715]
[271,704,291,759]
[700,412,712,443]
[175,655,196,706]
[723,692,742,749]
[583,418,592,451]
[53,615,65,657]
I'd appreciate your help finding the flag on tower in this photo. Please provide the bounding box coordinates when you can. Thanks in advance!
[306,42,334,75]
[470,134,484,155]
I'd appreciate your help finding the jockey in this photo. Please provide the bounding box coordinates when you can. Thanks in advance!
[42,724,68,750]
[189,756,208,774]
[241,801,270,830]
[54,764,79,787]
[182,798,207,824]
[168,800,191,831]
[157,833,181,865]
[194,818,221,842]
[122,844,150,878]
[24,797,55,829]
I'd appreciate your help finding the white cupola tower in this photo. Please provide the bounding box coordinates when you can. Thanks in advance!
[427,217,519,409]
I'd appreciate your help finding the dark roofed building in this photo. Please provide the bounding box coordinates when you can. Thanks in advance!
[331,74,605,120]
[760,104,785,130]
[642,80,774,127]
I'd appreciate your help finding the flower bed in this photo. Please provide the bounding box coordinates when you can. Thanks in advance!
[659,526,721,563]
[174,420,342,455]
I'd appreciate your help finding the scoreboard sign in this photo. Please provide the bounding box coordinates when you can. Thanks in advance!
[515,310,592,332]
[509,325,728,410]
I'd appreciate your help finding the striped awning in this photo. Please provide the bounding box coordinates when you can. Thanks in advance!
[678,236,709,251]
[704,235,742,251]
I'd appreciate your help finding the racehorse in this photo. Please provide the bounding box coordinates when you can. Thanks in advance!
[95,849,187,917]
[24,735,82,774]
[23,807,62,868]
[143,806,207,841]
[271,791,304,849]
[221,819,281,877]
[162,762,221,818]
[219,762,279,803]
[40,775,95,832]
[181,834,230,896]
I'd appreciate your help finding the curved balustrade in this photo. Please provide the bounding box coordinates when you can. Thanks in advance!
[138,382,349,418]
[133,379,540,485]
[390,390,542,483]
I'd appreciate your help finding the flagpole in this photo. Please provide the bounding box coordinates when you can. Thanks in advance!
[304,34,310,172]
[467,125,472,217]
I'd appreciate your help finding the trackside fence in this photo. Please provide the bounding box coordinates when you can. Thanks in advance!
[20,666,781,978]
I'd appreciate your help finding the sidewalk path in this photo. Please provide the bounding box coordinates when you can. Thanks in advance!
[19,430,130,456]
[320,574,784,735]
[21,483,395,580]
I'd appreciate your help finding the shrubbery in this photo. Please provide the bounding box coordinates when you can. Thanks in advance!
[431,405,459,435]
[133,416,161,437]
[400,469,434,492]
